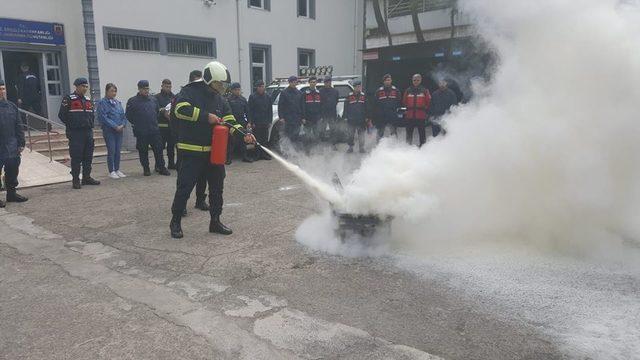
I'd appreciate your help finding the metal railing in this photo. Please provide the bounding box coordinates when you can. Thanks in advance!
[18,108,66,163]
[386,0,454,18]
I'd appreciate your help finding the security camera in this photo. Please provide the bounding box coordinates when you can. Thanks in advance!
[203,0,215,6]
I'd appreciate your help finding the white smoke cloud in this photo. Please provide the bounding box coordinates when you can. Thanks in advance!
[325,0,640,257]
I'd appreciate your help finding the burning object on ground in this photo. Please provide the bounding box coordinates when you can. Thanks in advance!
[333,211,393,243]
[330,173,393,242]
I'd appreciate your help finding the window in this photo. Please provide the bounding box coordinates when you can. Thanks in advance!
[167,37,215,57]
[248,0,270,9]
[44,52,62,96]
[103,27,216,58]
[387,0,454,18]
[106,31,159,52]
[297,0,316,18]
[250,44,272,88]
[297,48,315,76]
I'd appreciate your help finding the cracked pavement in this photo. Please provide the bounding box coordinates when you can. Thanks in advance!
[0,156,568,359]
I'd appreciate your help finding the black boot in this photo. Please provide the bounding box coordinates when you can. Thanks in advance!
[209,216,232,235]
[143,167,151,176]
[0,199,5,208]
[242,156,254,163]
[156,167,171,176]
[195,199,210,211]
[6,190,28,203]
[168,160,176,170]
[170,214,183,239]
[82,177,101,185]
[72,178,81,189]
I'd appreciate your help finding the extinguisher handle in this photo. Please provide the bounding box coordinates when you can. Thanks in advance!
[220,122,263,148]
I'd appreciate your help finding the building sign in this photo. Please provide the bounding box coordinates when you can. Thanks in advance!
[363,51,379,61]
[0,18,65,46]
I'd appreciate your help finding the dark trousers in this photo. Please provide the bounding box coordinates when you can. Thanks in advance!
[347,124,366,149]
[253,124,270,157]
[67,129,94,179]
[136,132,165,170]
[405,119,428,146]
[176,151,208,202]
[227,132,249,160]
[171,155,225,217]
[0,157,20,191]
[21,99,42,116]
[159,127,175,165]
[375,120,397,140]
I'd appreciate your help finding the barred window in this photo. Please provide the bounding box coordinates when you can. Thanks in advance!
[106,32,159,52]
[387,0,454,18]
[167,37,214,57]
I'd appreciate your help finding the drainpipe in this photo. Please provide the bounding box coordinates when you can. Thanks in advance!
[81,0,100,101]
[235,0,243,86]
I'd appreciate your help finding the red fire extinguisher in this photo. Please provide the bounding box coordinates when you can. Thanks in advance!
[210,125,229,165]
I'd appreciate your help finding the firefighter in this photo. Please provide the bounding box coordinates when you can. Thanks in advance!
[402,74,431,147]
[344,80,369,154]
[0,79,28,207]
[58,78,100,189]
[301,76,322,146]
[169,61,254,239]
[373,74,401,140]
[226,82,252,163]
[155,79,176,169]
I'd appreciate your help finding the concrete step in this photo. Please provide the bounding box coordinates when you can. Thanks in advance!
[30,136,106,152]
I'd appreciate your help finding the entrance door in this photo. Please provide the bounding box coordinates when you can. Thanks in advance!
[43,52,63,124]
[0,51,44,111]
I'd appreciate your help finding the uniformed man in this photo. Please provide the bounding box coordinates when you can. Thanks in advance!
[126,80,170,176]
[247,80,273,160]
[374,74,401,140]
[17,63,42,115]
[58,77,100,189]
[277,76,303,145]
[0,79,28,207]
[226,82,252,163]
[169,61,254,239]
[344,80,369,154]
[155,79,176,169]
[301,76,322,145]
[402,74,431,147]
[319,76,339,146]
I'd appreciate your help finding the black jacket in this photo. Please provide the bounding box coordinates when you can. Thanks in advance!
[0,100,25,159]
[429,88,458,117]
[172,81,243,158]
[277,86,303,126]
[344,91,366,126]
[226,94,249,127]
[58,92,95,131]
[17,71,41,102]
[154,91,174,128]
[319,86,339,119]
[302,88,322,122]
[247,92,273,126]
[126,94,160,136]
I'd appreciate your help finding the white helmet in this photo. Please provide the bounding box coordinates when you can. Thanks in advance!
[203,61,231,88]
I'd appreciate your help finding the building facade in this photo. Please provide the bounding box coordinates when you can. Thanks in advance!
[1,0,364,124]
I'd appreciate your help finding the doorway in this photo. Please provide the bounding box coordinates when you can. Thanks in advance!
[1,51,45,113]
